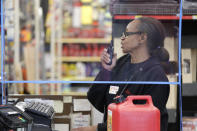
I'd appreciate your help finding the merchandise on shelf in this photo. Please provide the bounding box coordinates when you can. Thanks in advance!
[81,0,93,25]
[4,0,15,81]
[62,62,101,79]
[110,0,179,15]
[183,0,197,9]
[62,44,107,57]
[183,117,197,131]
[61,0,112,38]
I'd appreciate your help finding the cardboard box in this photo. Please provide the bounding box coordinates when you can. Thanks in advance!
[182,49,197,83]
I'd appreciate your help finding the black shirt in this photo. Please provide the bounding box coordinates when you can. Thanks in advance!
[87,54,170,131]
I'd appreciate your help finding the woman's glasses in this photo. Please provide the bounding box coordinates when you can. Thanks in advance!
[121,31,142,38]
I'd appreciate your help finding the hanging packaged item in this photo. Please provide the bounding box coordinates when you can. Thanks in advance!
[20,27,32,43]
[92,2,99,25]
[72,2,82,28]
[107,95,160,131]
[81,0,93,25]
[81,5,93,25]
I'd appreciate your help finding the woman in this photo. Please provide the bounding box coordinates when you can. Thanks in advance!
[72,17,170,131]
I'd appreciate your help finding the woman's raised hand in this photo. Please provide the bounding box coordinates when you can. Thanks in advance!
[101,48,117,71]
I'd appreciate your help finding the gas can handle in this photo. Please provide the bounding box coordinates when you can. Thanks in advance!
[127,95,153,106]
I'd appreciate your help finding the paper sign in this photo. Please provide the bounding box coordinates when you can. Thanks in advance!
[54,100,63,113]
[55,124,69,131]
[73,99,91,111]
[63,96,72,103]
[71,113,90,129]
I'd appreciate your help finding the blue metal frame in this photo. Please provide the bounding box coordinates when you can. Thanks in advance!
[4,80,179,84]
[178,0,183,130]
[1,0,5,105]
[0,0,183,130]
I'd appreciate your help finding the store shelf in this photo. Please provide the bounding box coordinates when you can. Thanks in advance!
[61,38,111,44]
[112,3,178,15]
[10,93,87,98]
[45,73,95,81]
[63,76,95,81]
[114,15,197,20]
[183,9,197,15]
[182,83,197,96]
[62,92,87,96]
[182,96,197,113]
[61,56,100,62]
[182,35,197,48]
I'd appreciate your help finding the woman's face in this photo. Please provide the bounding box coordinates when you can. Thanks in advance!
[121,20,142,54]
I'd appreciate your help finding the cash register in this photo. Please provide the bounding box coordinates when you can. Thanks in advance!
[0,82,55,131]
[0,89,55,131]
[0,101,55,131]
[0,105,33,131]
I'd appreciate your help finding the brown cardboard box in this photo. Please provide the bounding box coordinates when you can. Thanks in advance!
[182,49,197,83]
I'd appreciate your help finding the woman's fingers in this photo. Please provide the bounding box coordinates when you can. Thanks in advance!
[101,48,110,63]
[100,48,117,71]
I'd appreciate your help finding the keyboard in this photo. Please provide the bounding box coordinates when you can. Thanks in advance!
[25,101,55,119]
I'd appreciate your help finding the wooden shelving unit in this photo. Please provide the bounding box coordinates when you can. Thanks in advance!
[61,38,111,44]
[62,76,95,81]
[60,56,100,62]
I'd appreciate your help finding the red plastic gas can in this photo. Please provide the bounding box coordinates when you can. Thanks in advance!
[107,95,160,131]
